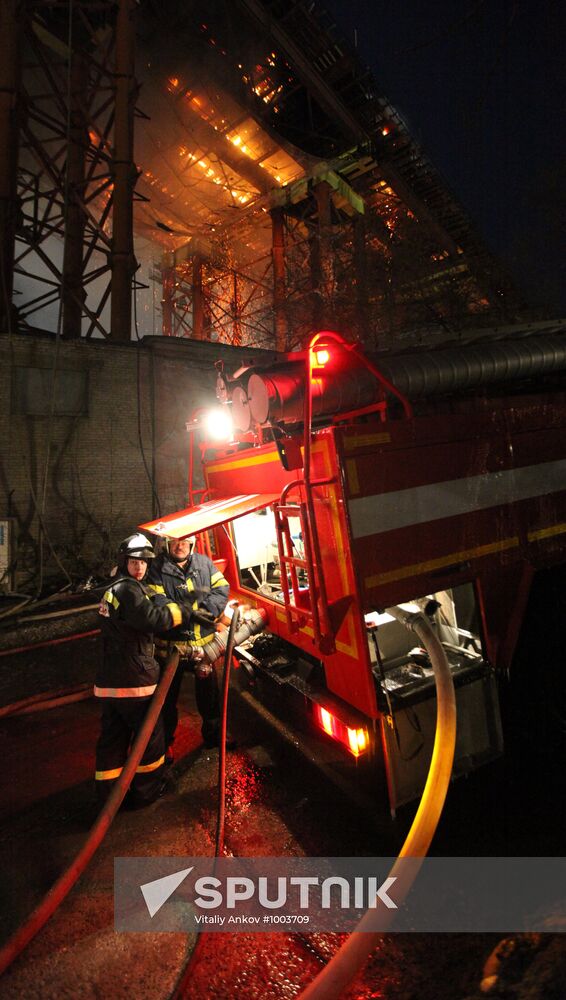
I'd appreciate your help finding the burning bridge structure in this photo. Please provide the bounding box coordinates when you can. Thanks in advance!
[0,0,533,352]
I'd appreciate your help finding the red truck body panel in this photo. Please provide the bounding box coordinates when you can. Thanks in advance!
[135,390,557,719]
[141,379,566,809]
[203,433,378,717]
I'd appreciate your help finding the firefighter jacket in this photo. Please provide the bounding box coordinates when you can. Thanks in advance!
[94,575,184,698]
[147,551,230,646]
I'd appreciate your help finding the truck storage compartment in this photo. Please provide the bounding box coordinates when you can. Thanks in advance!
[366,583,503,810]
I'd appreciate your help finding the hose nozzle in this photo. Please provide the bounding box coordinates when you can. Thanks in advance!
[189,607,268,664]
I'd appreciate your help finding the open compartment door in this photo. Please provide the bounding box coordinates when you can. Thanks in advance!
[140,493,280,539]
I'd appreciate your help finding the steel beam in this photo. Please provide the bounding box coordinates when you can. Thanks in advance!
[161,266,174,337]
[192,253,205,340]
[312,179,333,329]
[237,0,477,266]
[271,206,287,351]
[0,0,20,333]
[110,0,137,341]
[173,100,272,196]
[62,52,88,339]
[353,214,368,335]
[232,271,242,346]
[238,0,366,143]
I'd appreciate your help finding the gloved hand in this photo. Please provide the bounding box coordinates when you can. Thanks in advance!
[192,607,216,628]
[179,601,194,628]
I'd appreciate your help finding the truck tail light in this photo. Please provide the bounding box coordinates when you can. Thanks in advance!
[348,726,367,755]
[314,704,369,758]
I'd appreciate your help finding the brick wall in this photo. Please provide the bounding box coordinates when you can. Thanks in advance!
[0,332,276,591]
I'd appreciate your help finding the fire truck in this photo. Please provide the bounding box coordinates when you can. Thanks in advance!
[142,327,566,812]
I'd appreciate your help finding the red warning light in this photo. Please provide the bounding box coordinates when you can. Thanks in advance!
[310,347,330,372]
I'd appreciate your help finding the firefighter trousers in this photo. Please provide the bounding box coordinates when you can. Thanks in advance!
[160,658,221,749]
[95,697,165,806]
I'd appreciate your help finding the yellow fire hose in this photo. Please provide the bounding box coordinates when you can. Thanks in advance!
[299,605,457,999]
[0,604,455,996]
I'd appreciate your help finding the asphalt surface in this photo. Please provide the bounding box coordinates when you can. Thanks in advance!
[0,663,564,999]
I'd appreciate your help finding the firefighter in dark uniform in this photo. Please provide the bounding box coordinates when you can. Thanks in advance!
[147,535,230,754]
[94,533,190,807]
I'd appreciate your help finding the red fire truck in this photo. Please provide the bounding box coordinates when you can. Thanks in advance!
[142,328,566,812]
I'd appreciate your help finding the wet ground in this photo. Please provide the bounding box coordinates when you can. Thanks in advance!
[0,657,564,999]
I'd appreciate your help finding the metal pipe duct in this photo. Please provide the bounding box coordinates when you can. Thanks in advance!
[229,333,566,429]
[231,350,381,430]
[375,333,566,400]
[246,363,381,427]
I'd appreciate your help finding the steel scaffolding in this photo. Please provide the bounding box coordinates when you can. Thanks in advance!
[0,0,138,340]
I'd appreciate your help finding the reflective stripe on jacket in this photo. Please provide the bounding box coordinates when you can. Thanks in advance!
[94,575,183,697]
[147,551,229,645]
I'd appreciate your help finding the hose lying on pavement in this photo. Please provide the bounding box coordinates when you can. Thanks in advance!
[0,647,180,978]
[170,603,258,1000]
[299,605,457,1000]
[0,606,268,981]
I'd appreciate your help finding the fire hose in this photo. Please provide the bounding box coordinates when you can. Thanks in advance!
[215,604,241,856]
[181,606,265,668]
[169,605,243,1000]
[168,603,455,1000]
[0,645,180,977]
[299,605,457,1000]
[0,604,267,979]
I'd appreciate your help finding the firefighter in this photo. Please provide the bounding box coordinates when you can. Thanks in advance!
[147,536,230,756]
[94,533,191,808]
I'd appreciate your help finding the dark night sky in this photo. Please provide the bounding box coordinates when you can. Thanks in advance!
[322,0,565,313]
